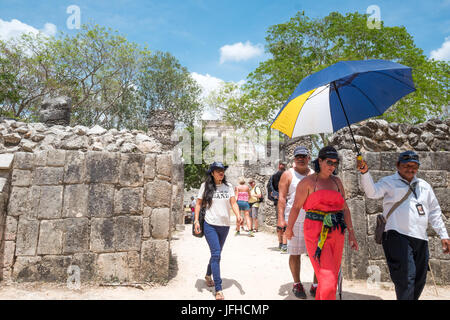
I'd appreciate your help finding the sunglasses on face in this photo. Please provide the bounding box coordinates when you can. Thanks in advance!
[400,154,419,161]
[324,159,339,167]
[295,155,308,159]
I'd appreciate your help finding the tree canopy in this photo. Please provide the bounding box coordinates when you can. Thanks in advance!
[213,11,449,134]
[0,24,203,129]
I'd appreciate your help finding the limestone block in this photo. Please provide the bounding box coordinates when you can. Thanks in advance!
[60,135,89,150]
[37,219,64,255]
[97,252,129,282]
[367,235,386,260]
[4,216,18,240]
[63,184,88,218]
[63,218,90,254]
[3,241,16,267]
[119,153,145,187]
[144,180,172,207]
[37,186,63,219]
[0,153,14,169]
[64,151,86,183]
[362,152,381,171]
[340,171,360,198]
[38,255,72,282]
[143,217,151,238]
[114,187,143,215]
[144,154,156,180]
[46,149,66,167]
[11,169,31,187]
[71,253,97,281]
[86,152,119,184]
[434,188,450,213]
[379,152,399,171]
[127,251,141,282]
[87,125,107,135]
[33,167,64,185]
[140,239,170,282]
[15,218,39,256]
[0,177,7,193]
[33,150,47,167]
[143,207,152,218]
[151,208,170,239]
[90,218,115,253]
[12,256,42,281]
[8,187,30,217]
[365,197,383,214]
[88,184,114,218]
[13,152,33,169]
[367,213,378,236]
[156,153,172,178]
[114,216,142,251]
[416,171,447,188]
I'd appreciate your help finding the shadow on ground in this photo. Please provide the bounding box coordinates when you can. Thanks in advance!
[278,282,383,300]
[195,278,246,297]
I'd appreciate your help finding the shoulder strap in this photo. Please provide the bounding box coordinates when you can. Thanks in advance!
[330,175,342,195]
[386,185,415,221]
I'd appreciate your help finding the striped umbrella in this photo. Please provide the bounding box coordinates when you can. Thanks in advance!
[270,59,416,154]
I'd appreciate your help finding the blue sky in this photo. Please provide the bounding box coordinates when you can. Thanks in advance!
[1,0,449,92]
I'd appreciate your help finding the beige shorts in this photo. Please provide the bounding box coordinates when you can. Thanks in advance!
[286,211,307,255]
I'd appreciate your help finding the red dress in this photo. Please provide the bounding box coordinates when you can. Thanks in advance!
[303,189,345,300]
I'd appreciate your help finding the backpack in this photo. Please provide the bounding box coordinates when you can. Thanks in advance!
[254,186,264,203]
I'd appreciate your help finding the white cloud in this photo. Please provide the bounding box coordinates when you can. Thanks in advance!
[219,41,263,64]
[430,37,450,61]
[0,19,57,41]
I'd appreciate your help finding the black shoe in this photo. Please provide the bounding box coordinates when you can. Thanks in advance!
[293,283,307,299]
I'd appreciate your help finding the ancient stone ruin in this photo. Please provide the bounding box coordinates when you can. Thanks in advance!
[0,103,180,284]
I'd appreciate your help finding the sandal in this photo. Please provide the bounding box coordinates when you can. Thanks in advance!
[215,291,225,300]
[205,275,214,287]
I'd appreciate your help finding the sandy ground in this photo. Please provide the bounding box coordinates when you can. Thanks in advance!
[0,216,449,300]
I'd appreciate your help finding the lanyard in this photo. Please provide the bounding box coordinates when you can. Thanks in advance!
[400,179,418,200]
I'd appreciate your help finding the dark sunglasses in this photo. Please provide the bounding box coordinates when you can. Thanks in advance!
[295,154,308,159]
[400,154,419,161]
[325,159,339,167]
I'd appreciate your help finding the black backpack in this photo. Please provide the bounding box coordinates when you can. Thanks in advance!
[267,175,279,202]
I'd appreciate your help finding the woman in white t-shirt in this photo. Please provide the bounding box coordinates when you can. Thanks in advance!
[194,161,242,300]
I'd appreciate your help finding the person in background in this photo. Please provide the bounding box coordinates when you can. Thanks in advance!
[194,162,243,300]
[269,160,287,251]
[248,178,262,232]
[357,150,450,300]
[190,196,196,223]
[286,146,358,300]
[277,146,317,299]
[235,177,253,237]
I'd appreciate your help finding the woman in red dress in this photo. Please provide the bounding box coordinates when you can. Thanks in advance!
[285,146,358,300]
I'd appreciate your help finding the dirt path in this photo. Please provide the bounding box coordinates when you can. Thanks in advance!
[0,216,449,300]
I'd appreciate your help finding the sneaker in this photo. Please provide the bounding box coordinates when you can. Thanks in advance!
[248,230,255,237]
[310,284,317,297]
[280,244,287,253]
[235,231,240,236]
[278,243,283,250]
[293,283,307,299]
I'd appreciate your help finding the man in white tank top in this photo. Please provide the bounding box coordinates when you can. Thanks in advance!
[277,146,317,299]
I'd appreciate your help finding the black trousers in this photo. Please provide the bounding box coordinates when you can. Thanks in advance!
[382,230,429,300]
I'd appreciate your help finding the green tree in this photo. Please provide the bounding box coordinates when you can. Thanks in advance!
[138,51,203,127]
[216,11,449,141]
[182,125,210,191]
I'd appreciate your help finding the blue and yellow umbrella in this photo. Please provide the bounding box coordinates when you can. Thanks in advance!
[271,59,416,153]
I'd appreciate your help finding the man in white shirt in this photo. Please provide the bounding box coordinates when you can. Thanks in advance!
[358,150,450,300]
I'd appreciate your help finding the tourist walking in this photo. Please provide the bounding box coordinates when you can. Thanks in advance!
[286,146,358,300]
[248,178,262,232]
[194,161,243,300]
[268,160,287,251]
[277,146,317,298]
[235,177,253,237]
[357,150,450,300]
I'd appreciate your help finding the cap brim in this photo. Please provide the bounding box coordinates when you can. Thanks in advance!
[399,159,420,165]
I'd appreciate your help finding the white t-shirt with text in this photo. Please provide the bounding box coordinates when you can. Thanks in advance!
[197,182,235,227]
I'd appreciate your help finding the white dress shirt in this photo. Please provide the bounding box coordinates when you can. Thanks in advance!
[360,171,449,241]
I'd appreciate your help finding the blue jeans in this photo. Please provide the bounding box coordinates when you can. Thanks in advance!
[203,221,229,292]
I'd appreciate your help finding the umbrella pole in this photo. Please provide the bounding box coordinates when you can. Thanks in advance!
[332,81,360,156]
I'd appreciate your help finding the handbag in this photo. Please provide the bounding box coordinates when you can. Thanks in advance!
[374,183,416,244]
[192,207,206,238]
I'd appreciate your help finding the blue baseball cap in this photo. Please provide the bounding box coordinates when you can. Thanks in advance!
[398,151,420,165]
[208,161,228,173]
[294,146,309,156]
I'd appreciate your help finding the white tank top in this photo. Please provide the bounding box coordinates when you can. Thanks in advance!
[284,167,313,219]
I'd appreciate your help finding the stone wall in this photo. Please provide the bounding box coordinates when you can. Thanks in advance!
[330,118,450,284]
[0,118,177,284]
